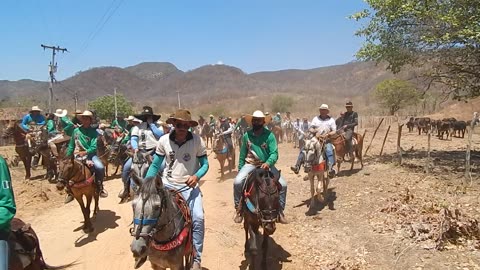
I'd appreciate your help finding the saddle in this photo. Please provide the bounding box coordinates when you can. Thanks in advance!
[150,190,192,255]
[9,218,45,269]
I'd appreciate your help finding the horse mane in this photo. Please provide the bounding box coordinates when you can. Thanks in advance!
[139,176,160,196]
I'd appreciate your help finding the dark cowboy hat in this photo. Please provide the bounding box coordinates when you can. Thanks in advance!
[134,106,161,122]
[346,101,354,107]
[166,109,198,127]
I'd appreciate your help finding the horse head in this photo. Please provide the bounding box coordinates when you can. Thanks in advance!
[213,133,225,152]
[130,173,166,269]
[303,135,325,173]
[57,156,76,190]
[250,168,280,235]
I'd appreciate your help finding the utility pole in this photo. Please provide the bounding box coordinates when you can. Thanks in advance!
[114,88,118,117]
[177,91,181,108]
[41,44,68,113]
[74,91,78,112]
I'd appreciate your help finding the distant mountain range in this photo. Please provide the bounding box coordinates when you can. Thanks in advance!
[0,61,403,116]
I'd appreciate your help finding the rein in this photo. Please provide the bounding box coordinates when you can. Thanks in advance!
[244,169,280,224]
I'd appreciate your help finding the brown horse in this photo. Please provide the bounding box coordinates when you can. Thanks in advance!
[213,134,235,178]
[9,218,74,269]
[29,125,58,182]
[97,130,113,177]
[2,120,32,180]
[200,122,214,149]
[330,132,364,172]
[271,126,283,144]
[57,157,99,233]
[241,168,281,270]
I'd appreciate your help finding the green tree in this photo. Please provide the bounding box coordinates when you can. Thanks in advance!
[351,0,480,100]
[271,95,294,113]
[374,79,419,115]
[88,94,134,120]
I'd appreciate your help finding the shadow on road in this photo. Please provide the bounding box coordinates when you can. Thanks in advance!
[239,235,292,270]
[74,209,121,247]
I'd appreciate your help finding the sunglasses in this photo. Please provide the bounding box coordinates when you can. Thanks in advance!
[175,122,189,129]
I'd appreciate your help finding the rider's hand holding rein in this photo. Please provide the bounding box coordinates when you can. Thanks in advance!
[186,175,199,188]
[260,163,270,171]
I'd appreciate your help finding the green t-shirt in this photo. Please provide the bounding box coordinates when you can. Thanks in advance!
[0,156,16,233]
[111,119,127,132]
[66,126,98,157]
[60,116,75,137]
[238,128,278,170]
[46,119,57,134]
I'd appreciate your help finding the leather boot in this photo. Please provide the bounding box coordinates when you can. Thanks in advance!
[97,181,108,198]
[278,212,288,224]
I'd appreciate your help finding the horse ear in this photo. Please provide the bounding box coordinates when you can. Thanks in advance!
[130,171,142,188]
[154,174,163,189]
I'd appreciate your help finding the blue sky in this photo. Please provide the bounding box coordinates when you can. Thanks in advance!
[1,0,368,81]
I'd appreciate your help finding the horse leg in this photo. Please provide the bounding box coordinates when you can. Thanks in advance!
[74,195,91,233]
[357,146,364,169]
[83,193,94,233]
[261,233,269,270]
[350,154,355,171]
[219,157,225,178]
[21,154,32,180]
[93,186,100,220]
[247,223,258,270]
[308,173,315,213]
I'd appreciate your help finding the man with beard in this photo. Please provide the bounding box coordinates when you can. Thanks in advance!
[233,110,288,224]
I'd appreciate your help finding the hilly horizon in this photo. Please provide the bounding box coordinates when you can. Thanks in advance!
[0,61,450,117]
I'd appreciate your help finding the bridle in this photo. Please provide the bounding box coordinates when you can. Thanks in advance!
[58,159,89,185]
[251,170,280,225]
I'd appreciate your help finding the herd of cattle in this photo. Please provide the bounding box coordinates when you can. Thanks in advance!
[406,117,476,139]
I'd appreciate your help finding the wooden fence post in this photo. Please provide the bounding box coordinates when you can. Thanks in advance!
[426,130,431,174]
[465,112,478,184]
[364,118,384,156]
[397,123,404,165]
[379,125,391,156]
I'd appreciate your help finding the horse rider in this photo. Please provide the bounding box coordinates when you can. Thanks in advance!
[218,116,234,155]
[21,106,45,132]
[290,104,337,177]
[65,110,108,200]
[336,112,345,128]
[145,109,209,270]
[234,115,248,131]
[208,114,216,130]
[0,155,16,269]
[284,111,292,121]
[72,110,82,127]
[273,112,282,127]
[337,101,358,161]
[119,106,163,200]
[110,113,128,137]
[234,110,288,224]
[45,109,70,161]
[120,116,136,145]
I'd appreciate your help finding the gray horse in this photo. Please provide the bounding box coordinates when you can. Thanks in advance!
[303,135,329,215]
[130,174,193,270]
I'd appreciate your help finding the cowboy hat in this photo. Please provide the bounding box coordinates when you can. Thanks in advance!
[345,101,353,107]
[78,110,94,118]
[134,106,161,122]
[75,109,82,114]
[132,117,142,123]
[30,106,42,112]
[318,104,329,110]
[209,114,214,118]
[125,115,135,121]
[245,110,272,126]
[53,109,67,117]
[166,109,198,127]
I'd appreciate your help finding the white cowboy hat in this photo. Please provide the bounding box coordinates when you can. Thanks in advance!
[318,104,329,110]
[30,106,42,112]
[245,110,272,126]
[53,109,67,117]
[132,117,142,123]
[125,115,135,121]
[78,110,94,118]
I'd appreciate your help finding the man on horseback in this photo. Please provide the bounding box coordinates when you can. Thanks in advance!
[0,155,15,269]
[273,112,282,127]
[119,107,163,200]
[110,113,128,133]
[337,101,358,161]
[47,109,74,160]
[290,104,337,177]
[219,116,234,158]
[208,114,216,130]
[234,110,288,224]
[65,110,108,199]
[20,106,45,132]
[145,109,209,270]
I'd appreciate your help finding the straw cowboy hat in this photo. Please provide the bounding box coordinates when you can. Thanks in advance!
[166,109,198,127]
[74,109,82,114]
[78,110,94,118]
[53,109,67,118]
[345,101,354,107]
[245,110,272,126]
[30,106,42,112]
[134,106,161,122]
[318,104,329,110]
[125,115,135,121]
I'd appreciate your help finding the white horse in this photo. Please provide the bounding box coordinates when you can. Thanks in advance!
[303,134,329,215]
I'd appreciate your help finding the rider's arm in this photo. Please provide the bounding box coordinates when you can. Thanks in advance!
[238,134,248,170]
[20,115,30,131]
[86,136,97,156]
[130,136,139,150]
[328,118,337,136]
[195,156,209,179]
[65,129,77,157]
[221,125,234,135]
[346,112,359,129]
[265,132,279,167]
[36,115,46,126]
[149,123,164,139]
[145,154,165,178]
[46,120,56,134]
[0,156,16,233]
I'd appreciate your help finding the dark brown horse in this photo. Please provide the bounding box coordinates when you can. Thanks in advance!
[241,168,281,270]
[57,157,99,233]
[271,126,283,144]
[200,122,214,149]
[9,218,74,269]
[29,125,58,182]
[213,134,235,178]
[330,132,364,172]
[2,120,32,180]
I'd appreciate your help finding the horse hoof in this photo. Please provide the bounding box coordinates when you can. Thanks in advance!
[83,226,94,233]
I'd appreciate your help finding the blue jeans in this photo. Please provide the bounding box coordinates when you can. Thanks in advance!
[234,164,287,211]
[87,154,105,184]
[0,238,8,270]
[165,182,204,264]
